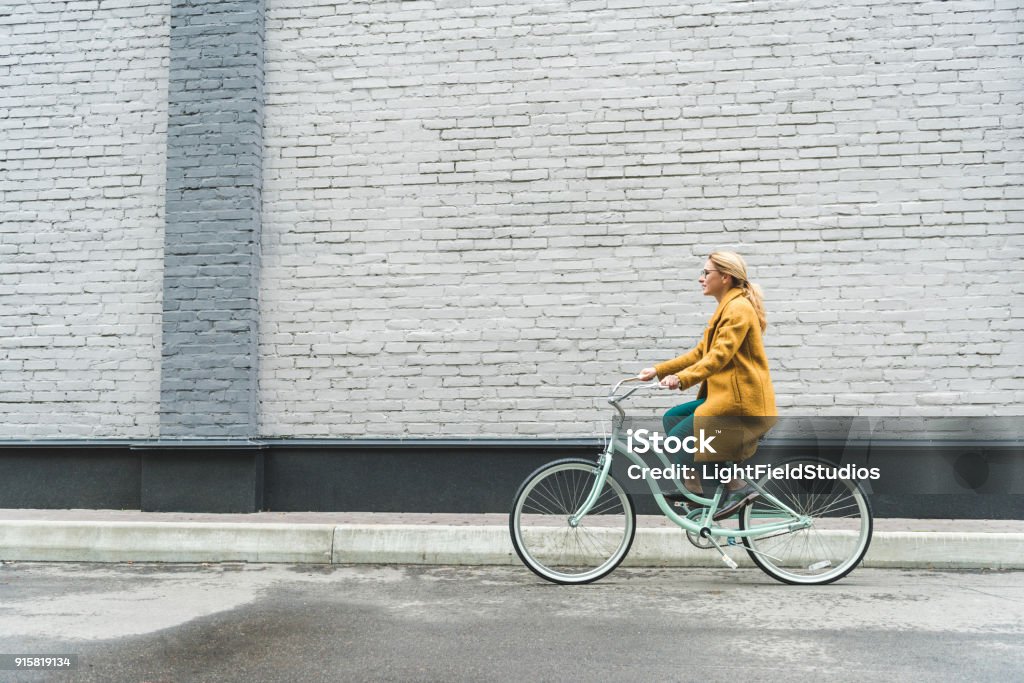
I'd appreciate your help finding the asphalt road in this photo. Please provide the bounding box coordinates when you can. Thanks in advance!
[0,562,1022,682]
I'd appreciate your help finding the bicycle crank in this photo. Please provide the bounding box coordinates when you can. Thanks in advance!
[685,528,715,549]
[700,528,739,569]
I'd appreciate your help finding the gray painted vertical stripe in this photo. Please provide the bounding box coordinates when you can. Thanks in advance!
[161,0,265,438]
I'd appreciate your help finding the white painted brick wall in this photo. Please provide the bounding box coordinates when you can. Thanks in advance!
[260,0,1024,437]
[0,1,169,438]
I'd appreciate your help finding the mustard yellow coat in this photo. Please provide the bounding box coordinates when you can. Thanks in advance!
[654,287,777,461]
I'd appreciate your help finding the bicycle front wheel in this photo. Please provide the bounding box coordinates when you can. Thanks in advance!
[739,461,873,585]
[509,458,636,585]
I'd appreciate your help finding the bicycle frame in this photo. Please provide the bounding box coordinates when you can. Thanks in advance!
[569,378,811,540]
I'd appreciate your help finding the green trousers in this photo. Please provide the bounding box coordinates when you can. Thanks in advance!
[662,398,706,467]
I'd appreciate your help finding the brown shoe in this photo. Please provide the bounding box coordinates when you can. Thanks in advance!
[712,492,760,521]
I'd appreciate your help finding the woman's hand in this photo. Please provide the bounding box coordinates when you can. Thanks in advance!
[660,374,680,390]
[637,367,657,381]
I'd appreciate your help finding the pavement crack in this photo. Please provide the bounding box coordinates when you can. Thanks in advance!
[958,585,1024,604]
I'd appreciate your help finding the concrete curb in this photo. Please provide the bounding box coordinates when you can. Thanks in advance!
[333,525,1024,570]
[1,521,1022,569]
[0,521,335,564]
[862,531,1024,569]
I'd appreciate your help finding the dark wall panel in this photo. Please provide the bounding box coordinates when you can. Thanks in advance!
[0,447,140,509]
[263,443,598,513]
[0,440,1021,518]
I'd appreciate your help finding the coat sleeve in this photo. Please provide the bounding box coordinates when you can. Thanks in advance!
[671,304,753,391]
[653,337,705,378]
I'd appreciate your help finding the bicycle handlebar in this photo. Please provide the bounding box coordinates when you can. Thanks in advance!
[607,376,662,405]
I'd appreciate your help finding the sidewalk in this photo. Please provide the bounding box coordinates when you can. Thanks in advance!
[1,509,1022,569]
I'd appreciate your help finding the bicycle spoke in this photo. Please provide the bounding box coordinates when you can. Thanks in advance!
[529,481,568,516]
[589,491,624,516]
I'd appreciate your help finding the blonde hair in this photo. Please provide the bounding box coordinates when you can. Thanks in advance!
[708,251,767,333]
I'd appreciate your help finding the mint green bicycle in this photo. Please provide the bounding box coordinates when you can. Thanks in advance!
[509,378,873,585]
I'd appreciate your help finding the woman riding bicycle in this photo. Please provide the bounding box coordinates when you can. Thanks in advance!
[512,254,872,584]
[638,250,777,510]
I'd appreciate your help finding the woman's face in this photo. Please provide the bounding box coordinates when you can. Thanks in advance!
[699,259,731,298]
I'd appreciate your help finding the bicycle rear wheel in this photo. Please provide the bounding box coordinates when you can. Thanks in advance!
[509,458,635,585]
[739,462,873,585]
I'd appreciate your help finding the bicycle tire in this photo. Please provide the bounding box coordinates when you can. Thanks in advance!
[509,458,636,585]
[739,460,873,585]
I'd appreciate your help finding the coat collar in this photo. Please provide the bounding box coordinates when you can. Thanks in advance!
[708,287,745,326]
